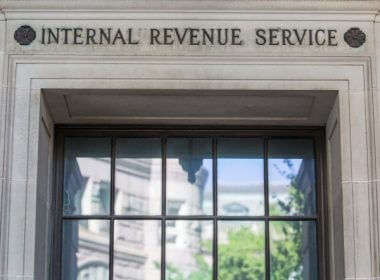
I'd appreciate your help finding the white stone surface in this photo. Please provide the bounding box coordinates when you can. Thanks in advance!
[0,2,379,280]
[342,181,356,278]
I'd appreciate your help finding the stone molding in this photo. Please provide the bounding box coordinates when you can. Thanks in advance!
[0,55,377,280]
[0,0,379,12]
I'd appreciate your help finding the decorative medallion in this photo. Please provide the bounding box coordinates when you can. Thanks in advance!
[14,25,36,46]
[344,27,366,48]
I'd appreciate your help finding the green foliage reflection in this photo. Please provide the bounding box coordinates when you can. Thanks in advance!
[165,221,304,280]
[165,159,313,280]
[218,226,265,280]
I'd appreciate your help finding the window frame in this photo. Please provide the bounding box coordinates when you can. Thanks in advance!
[52,125,328,280]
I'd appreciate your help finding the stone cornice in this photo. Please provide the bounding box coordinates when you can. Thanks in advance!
[0,0,379,13]
[0,8,377,22]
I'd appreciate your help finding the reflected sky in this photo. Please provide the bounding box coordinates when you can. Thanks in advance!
[269,138,316,216]
[166,138,213,216]
[203,157,301,190]
[60,136,318,280]
[267,159,302,185]
[217,138,264,216]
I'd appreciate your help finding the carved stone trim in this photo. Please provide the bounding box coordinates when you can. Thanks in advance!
[14,25,36,46]
[344,27,366,48]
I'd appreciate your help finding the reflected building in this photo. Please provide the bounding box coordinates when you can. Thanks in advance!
[64,152,212,280]
[63,136,315,280]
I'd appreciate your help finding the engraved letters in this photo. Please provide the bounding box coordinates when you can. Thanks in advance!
[255,28,338,46]
[41,27,139,45]
[15,25,367,49]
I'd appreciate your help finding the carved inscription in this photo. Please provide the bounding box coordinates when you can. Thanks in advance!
[14,25,367,49]
[255,28,338,46]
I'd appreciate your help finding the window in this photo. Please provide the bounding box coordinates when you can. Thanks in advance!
[54,128,326,280]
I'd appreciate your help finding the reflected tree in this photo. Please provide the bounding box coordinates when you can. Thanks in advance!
[218,227,265,280]
[165,159,314,280]
[270,159,316,280]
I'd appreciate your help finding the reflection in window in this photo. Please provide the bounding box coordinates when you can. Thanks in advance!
[167,200,184,227]
[114,220,161,280]
[218,138,264,216]
[268,139,316,216]
[218,221,265,280]
[78,263,109,280]
[270,221,318,280]
[223,202,250,215]
[166,220,213,280]
[115,138,162,215]
[63,137,111,216]
[61,220,110,280]
[59,134,321,280]
[167,138,213,215]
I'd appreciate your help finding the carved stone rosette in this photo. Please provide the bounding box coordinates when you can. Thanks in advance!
[14,25,36,46]
[344,27,366,48]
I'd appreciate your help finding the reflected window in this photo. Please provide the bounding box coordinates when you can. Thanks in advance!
[78,263,109,280]
[223,202,249,215]
[166,220,213,280]
[114,220,161,280]
[115,138,161,215]
[58,133,322,280]
[61,220,110,280]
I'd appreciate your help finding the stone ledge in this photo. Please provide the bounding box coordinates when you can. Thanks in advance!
[0,0,379,12]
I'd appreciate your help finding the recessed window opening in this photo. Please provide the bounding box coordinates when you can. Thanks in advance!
[55,128,325,280]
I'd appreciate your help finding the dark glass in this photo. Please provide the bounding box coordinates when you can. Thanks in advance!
[270,221,318,280]
[63,137,111,216]
[114,220,161,280]
[166,220,213,280]
[218,138,264,216]
[61,219,110,280]
[166,138,213,215]
[268,139,316,216]
[218,221,265,280]
[115,138,162,215]
[59,133,322,280]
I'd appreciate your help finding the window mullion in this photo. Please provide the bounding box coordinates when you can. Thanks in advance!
[109,136,116,280]
[213,137,218,280]
[56,129,325,280]
[161,136,167,280]
[264,137,270,280]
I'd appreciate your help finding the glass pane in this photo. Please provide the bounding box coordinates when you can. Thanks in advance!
[61,219,110,280]
[166,220,213,280]
[115,138,162,215]
[167,138,213,215]
[268,138,316,216]
[218,138,264,216]
[63,137,111,216]
[270,221,317,280]
[218,221,265,280]
[114,220,161,280]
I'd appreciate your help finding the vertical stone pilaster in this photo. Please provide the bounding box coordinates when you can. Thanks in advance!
[372,20,380,279]
[0,10,7,278]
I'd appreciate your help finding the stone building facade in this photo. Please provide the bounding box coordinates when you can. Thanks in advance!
[0,1,379,280]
